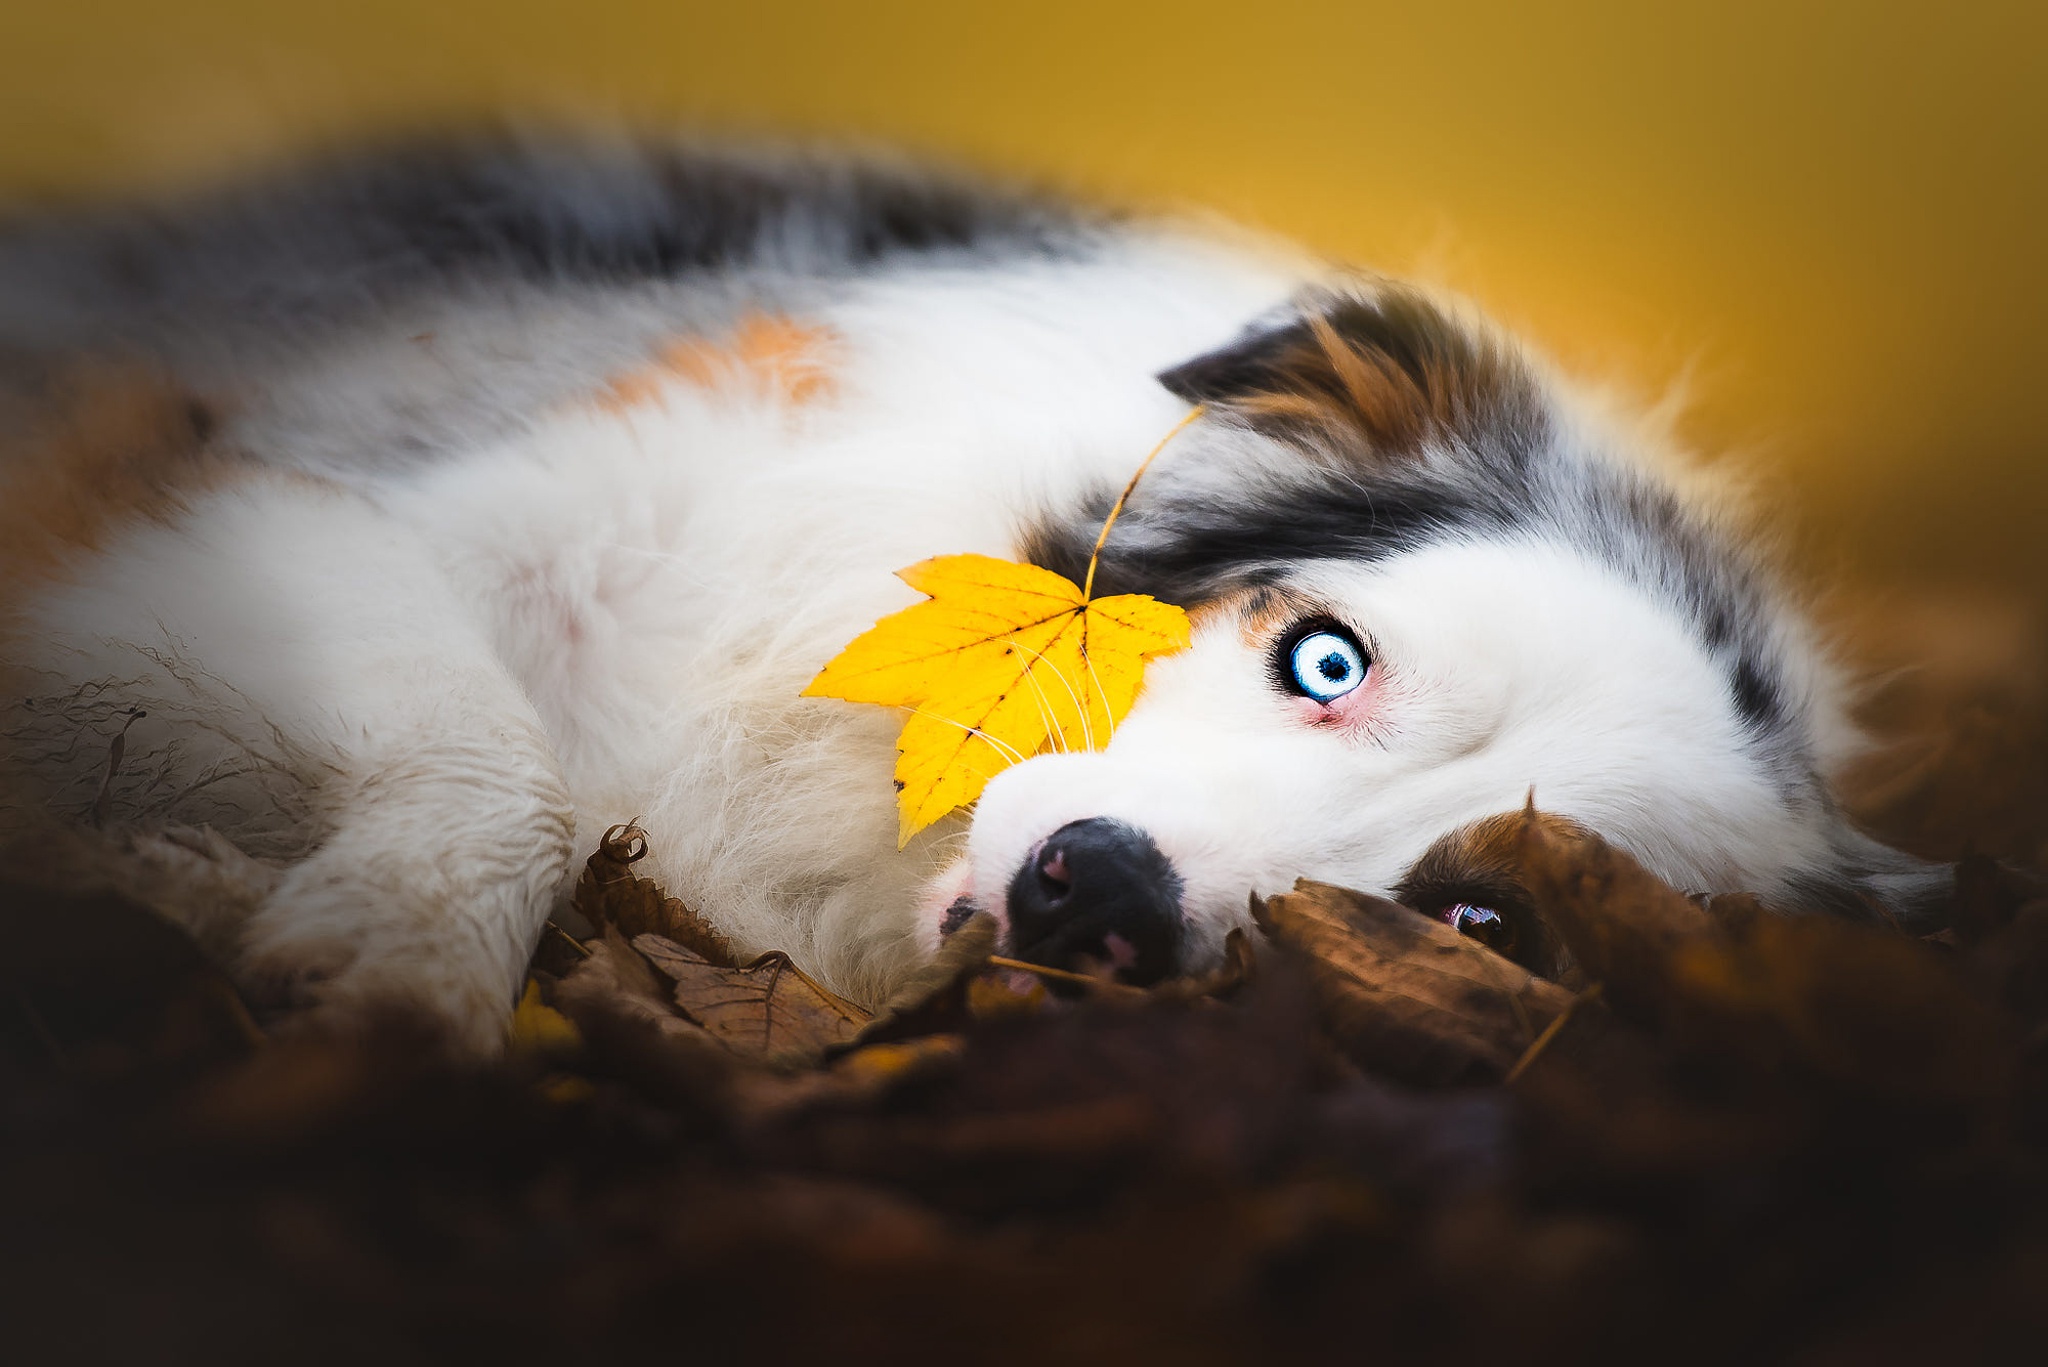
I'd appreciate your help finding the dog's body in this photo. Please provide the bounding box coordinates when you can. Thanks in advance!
[0,134,1941,1049]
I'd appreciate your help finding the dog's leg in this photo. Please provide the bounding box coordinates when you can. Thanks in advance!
[19,475,575,1054]
[235,689,573,1056]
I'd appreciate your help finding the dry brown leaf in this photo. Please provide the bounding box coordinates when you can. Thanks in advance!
[570,822,740,966]
[634,932,871,1065]
[850,912,1000,1046]
[1505,806,1720,1027]
[1255,880,1577,1086]
[1153,925,1259,1003]
[1949,855,2047,945]
[1689,891,1771,939]
[1510,806,2020,1103]
[0,876,264,1075]
[1704,914,2016,1103]
[550,928,726,1060]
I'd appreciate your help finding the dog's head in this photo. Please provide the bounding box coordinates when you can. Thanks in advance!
[931,284,1945,981]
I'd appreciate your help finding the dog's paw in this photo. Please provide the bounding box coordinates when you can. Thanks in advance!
[112,824,283,957]
[233,860,520,1059]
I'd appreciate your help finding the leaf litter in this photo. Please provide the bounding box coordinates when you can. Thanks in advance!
[3,598,2048,1364]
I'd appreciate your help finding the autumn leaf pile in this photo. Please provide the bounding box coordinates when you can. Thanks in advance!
[3,595,2047,1366]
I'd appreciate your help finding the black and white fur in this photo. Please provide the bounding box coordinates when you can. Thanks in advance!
[0,132,1941,1050]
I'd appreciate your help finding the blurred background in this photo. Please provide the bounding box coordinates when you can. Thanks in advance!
[1,0,2042,834]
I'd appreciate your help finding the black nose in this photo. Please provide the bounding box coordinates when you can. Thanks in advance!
[1005,818,1185,986]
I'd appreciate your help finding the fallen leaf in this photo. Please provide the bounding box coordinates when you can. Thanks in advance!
[570,822,740,966]
[1949,854,2046,945]
[1254,880,1578,1086]
[0,875,262,1076]
[634,932,871,1065]
[1154,926,1258,1003]
[1509,806,2019,1103]
[506,978,581,1059]
[830,1035,968,1087]
[805,553,1191,844]
[1714,914,2016,1103]
[548,928,732,1094]
[529,919,591,979]
[850,911,1000,1046]
[1504,806,1720,1026]
[966,971,1049,1018]
[1696,891,1772,937]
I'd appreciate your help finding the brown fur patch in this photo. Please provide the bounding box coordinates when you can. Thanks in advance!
[593,312,838,413]
[1160,289,1532,458]
[0,370,236,605]
[1219,583,1324,647]
[1393,808,1589,977]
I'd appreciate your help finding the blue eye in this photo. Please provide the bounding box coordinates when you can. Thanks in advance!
[1282,626,1369,704]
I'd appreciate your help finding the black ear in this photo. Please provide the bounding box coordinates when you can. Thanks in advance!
[1156,315,1320,406]
[1154,288,1535,456]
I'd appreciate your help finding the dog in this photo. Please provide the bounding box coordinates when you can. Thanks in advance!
[0,132,1945,1051]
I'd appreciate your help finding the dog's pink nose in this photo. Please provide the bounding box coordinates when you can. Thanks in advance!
[1038,847,1071,896]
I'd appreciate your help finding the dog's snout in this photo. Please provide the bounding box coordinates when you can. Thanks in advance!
[1005,817,1184,986]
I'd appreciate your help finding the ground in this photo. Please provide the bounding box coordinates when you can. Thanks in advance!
[2,588,2044,1367]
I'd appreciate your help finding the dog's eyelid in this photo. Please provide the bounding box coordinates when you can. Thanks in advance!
[1271,610,1375,657]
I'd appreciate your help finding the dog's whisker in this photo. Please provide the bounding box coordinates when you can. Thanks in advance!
[1048,648,1098,752]
[1015,655,1065,755]
[903,707,1030,767]
[1081,650,1116,748]
[1051,655,1096,753]
[1012,637,1094,753]
[1003,642,1068,755]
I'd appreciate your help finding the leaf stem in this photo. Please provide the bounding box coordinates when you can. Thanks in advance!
[987,955,1151,999]
[1504,982,1604,1084]
[1081,404,1205,601]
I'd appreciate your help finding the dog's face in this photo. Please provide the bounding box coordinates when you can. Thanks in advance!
[954,538,1808,978]
[925,286,1943,979]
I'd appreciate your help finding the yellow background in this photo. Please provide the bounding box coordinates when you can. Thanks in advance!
[2,1,2042,607]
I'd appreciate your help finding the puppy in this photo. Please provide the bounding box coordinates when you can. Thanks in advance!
[0,133,1943,1050]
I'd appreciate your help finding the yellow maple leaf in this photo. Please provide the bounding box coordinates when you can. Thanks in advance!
[804,408,1204,846]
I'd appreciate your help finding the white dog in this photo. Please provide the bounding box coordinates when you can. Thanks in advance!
[0,133,1942,1051]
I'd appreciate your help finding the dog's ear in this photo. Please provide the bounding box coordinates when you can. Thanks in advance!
[1156,313,1322,407]
[1157,288,1536,457]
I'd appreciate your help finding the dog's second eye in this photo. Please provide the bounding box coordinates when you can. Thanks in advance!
[1282,626,1369,703]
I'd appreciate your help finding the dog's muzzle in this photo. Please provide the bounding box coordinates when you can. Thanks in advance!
[1004,817,1185,985]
